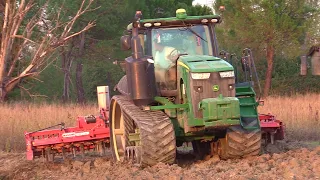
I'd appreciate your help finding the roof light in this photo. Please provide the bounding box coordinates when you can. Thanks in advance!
[176,9,187,19]
[144,23,152,27]
[201,19,208,23]
[211,19,218,23]
[154,22,161,26]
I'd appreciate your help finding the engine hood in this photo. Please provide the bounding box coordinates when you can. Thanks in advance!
[178,55,234,73]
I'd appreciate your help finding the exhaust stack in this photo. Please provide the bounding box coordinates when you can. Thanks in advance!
[125,11,157,106]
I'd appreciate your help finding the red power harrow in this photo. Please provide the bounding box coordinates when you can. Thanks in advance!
[25,109,110,161]
[25,86,111,161]
[259,113,285,144]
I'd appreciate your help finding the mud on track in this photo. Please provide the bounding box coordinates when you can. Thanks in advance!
[0,140,319,180]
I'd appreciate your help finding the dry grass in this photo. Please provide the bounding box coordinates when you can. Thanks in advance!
[259,93,320,141]
[0,94,319,152]
[0,103,98,152]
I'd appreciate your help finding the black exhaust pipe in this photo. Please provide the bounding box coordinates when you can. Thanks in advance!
[125,11,157,106]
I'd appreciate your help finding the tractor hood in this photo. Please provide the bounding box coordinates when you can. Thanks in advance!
[178,55,234,73]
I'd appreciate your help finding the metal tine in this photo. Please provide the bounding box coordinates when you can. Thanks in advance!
[130,148,134,161]
[126,148,130,160]
[61,147,66,160]
[80,144,85,158]
[42,149,45,161]
[72,146,76,158]
[101,142,105,156]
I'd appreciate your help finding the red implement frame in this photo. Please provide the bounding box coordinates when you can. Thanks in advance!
[25,109,110,161]
[259,113,285,144]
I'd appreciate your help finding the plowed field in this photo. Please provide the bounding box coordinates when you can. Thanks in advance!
[1,140,319,180]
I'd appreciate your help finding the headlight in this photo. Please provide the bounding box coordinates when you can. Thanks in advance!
[191,73,210,79]
[219,71,234,78]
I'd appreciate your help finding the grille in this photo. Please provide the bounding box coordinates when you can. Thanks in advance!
[189,72,235,118]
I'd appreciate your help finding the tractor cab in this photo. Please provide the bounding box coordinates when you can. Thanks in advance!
[121,9,222,97]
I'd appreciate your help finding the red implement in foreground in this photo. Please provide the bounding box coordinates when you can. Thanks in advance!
[259,113,285,144]
[25,109,110,161]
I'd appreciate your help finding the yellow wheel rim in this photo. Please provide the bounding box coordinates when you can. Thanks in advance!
[111,100,126,161]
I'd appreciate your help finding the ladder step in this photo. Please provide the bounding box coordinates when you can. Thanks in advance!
[236,92,255,96]
[241,115,258,118]
[240,103,256,106]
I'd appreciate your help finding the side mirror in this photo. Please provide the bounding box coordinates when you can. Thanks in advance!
[121,35,131,50]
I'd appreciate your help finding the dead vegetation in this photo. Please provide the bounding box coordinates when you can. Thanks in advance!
[0,94,320,152]
[259,93,320,141]
[0,102,98,152]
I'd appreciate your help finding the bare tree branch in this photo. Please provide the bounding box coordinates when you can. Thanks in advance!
[0,0,98,101]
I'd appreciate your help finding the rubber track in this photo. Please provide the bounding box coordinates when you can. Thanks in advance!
[220,125,261,159]
[112,95,176,166]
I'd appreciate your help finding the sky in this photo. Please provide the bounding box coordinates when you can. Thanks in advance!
[192,0,215,11]
[192,0,215,6]
[193,0,207,6]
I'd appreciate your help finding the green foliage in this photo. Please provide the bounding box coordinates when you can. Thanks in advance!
[214,0,319,59]
[82,40,126,100]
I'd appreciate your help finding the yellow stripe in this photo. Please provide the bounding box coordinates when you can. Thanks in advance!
[111,100,120,161]
[177,61,190,70]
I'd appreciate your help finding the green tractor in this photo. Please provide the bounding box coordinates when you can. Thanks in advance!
[110,9,262,166]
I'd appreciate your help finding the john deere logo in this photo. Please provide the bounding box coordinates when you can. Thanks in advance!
[212,85,219,92]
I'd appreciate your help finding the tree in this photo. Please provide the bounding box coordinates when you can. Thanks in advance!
[48,0,128,103]
[0,0,96,102]
[214,0,319,97]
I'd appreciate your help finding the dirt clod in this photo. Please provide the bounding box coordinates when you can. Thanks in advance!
[0,141,319,180]
[82,161,91,173]
[72,160,84,170]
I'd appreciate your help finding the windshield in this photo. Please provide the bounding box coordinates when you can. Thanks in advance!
[150,25,213,91]
[151,25,213,57]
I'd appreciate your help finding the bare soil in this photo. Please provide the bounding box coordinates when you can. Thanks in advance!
[0,140,319,180]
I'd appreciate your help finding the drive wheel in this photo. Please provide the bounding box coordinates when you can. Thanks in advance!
[110,97,134,162]
[218,125,261,159]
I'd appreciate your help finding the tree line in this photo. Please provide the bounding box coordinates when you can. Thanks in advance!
[0,0,319,103]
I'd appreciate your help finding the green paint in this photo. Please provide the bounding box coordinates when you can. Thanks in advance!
[179,55,234,73]
[204,119,240,127]
[149,103,189,110]
[236,85,260,130]
[128,129,140,145]
[199,97,240,122]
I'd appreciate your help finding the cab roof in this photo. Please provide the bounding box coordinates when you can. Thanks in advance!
[127,14,222,30]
